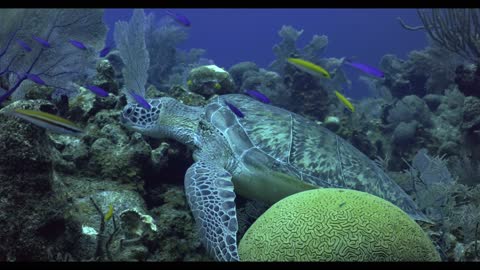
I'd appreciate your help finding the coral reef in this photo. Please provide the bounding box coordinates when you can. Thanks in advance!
[386,95,432,128]
[0,100,70,261]
[0,9,107,106]
[1,8,480,263]
[462,96,480,132]
[267,25,350,121]
[228,61,259,87]
[392,120,418,146]
[398,148,480,261]
[269,25,328,73]
[454,63,480,98]
[417,9,480,63]
[146,185,210,261]
[379,45,461,99]
[144,12,205,91]
[239,189,440,261]
[92,60,119,96]
[229,62,289,106]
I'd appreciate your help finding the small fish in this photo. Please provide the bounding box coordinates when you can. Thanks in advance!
[334,90,355,113]
[2,109,83,135]
[129,91,151,110]
[104,204,114,222]
[85,85,109,97]
[27,74,46,85]
[245,89,270,104]
[165,10,191,27]
[16,39,32,52]
[69,39,87,50]
[286,58,331,79]
[225,101,244,118]
[99,46,111,57]
[32,36,51,48]
[345,60,384,78]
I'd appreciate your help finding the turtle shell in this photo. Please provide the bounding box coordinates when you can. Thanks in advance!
[203,94,429,222]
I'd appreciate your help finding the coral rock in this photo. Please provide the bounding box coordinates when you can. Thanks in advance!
[187,65,236,98]
[462,96,480,131]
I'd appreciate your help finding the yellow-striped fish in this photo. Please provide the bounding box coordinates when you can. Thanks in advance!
[104,204,114,222]
[2,109,84,135]
[334,90,355,112]
[286,58,331,79]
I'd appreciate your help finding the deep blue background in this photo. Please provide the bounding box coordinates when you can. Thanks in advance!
[104,8,428,98]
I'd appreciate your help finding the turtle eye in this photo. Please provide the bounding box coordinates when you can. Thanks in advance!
[126,108,132,115]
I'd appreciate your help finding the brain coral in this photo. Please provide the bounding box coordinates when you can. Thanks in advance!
[238,188,440,262]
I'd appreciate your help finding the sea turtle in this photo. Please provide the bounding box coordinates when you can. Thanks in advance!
[120,94,430,261]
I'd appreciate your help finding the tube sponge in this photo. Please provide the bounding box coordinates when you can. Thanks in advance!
[238,188,440,262]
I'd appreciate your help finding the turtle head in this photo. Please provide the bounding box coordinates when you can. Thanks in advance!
[120,97,202,144]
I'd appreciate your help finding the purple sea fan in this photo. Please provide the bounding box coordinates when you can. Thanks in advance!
[0,9,107,105]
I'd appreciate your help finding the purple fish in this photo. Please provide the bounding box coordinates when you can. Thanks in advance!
[345,60,384,78]
[16,39,32,52]
[224,101,244,118]
[27,74,46,85]
[99,46,111,57]
[129,91,151,110]
[32,36,51,48]
[245,89,270,104]
[85,85,109,97]
[69,40,87,50]
[165,10,191,27]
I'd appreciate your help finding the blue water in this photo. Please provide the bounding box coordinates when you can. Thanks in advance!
[104,8,428,98]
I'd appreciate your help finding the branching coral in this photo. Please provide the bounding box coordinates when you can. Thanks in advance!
[269,25,330,75]
[417,9,480,63]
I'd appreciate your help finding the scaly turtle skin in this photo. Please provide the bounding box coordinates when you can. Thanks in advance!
[120,94,430,262]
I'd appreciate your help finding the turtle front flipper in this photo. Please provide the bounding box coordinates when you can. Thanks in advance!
[185,161,239,261]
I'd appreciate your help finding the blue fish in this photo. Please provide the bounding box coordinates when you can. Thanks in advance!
[99,46,111,57]
[85,85,109,97]
[225,101,244,118]
[165,10,191,27]
[32,36,51,48]
[129,91,151,110]
[245,89,270,104]
[69,40,87,50]
[345,59,384,78]
[16,39,32,52]
[27,74,46,85]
